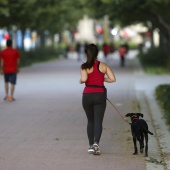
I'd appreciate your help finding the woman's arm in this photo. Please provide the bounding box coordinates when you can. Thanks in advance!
[104,65,116,83]
[0,59,4,74]
[79,68,88,84]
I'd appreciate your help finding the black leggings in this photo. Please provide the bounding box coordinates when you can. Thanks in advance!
[82,93,106,146]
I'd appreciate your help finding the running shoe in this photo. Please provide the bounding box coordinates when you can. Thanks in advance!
[88,145,94,154]
[93,143,100,155]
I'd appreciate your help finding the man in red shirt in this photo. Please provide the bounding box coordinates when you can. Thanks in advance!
[0,39,20,101]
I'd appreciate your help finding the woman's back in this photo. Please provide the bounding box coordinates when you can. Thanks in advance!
[83,60,105,93]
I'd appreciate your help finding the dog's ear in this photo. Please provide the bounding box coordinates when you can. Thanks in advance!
[125,113,132,117]
[125,113,129,117]
[137,113,143,118]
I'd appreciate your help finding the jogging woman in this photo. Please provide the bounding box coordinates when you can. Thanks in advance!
[80,44,116,155]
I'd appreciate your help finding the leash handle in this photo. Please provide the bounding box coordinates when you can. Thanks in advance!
[106,98,130,124]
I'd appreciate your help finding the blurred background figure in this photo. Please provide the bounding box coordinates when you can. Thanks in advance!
[102,42,109,58]
[31,31,38,49]
[109,42,115,54]
[76,42,85,61]
[65,43,70,58]
[123,43,129,55]
[76,42,81,61]
[16,29,23,49]
[118,44,128,67]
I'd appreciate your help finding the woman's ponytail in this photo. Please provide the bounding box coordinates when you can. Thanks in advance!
[81,44,99,69]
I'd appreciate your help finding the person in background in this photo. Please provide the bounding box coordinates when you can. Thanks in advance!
[0,39,20,101]
[118,44,128,67]
[76,42,81,61]
[80,44,116,155]
[109,42,115,53]
[65,43,70,58]
[102,43,109,58]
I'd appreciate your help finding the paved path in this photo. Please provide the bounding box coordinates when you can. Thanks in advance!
[0,50,170,170]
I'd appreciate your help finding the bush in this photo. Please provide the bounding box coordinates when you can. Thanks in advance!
[114,41,139,50]
[155,84,170,124]
[139,47,169,67]
[19,47,65,67]
[138,47,170,74]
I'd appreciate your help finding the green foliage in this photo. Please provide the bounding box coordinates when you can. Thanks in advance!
[142,67,170,75]
[114,41,138,49]
[0,0,9,18]
[87,0,170,59]
[0,0,86,33]
[1,0,170,33]
[155,85,170,125]
[138,47,170,74]
[19,47,64,67]
[138,47,169,73]
[0,0,169,62]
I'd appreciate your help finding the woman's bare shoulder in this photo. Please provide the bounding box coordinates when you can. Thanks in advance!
[100,61,108,67]
[99,61,108,73]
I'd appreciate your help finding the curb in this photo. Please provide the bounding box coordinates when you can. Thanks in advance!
[145,91,170,170]
[137,91,164,170]
[134,53,170,170]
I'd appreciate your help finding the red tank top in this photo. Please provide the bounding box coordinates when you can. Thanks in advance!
[83,60,105,93]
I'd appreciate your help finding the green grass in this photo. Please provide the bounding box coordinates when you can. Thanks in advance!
[155,85,170,125]
[143,66,170,75]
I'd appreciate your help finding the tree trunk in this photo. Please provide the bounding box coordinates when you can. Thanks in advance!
[39,30,45,47]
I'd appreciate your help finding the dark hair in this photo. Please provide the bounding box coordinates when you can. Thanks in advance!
[6,39,12,47]
[81,44,99,69]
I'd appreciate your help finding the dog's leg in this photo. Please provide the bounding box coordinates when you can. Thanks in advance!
[144,133,148,157]
[133,136,138,155]
[140,133,144,153]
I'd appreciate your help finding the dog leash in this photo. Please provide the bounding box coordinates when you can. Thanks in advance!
[106,98,130,125]
[85,85,130,124]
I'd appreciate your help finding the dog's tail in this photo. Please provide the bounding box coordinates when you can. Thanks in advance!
[143,128,153,135]
[148,130,153,135]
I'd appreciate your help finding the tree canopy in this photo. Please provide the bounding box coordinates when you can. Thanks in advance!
[0,0,169,49]
[86,0,170,49]
[0,0,88,33]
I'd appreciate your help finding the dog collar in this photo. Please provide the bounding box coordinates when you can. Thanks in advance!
[133,118,139,121]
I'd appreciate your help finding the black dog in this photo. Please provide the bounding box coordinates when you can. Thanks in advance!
[125,113,153,157]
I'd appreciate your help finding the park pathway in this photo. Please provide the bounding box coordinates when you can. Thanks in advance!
[0,50,169,170]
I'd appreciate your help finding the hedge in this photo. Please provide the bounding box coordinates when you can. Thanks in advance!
[155,84,170,125]
[19,46,65,67]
